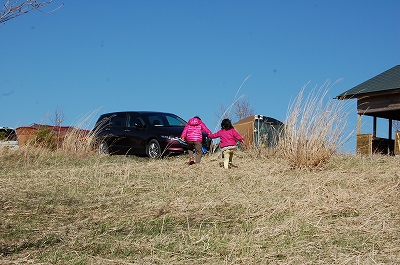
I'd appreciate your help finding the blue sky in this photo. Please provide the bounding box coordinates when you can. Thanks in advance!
[1,0,399,153]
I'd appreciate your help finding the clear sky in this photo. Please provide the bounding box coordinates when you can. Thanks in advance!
[1,0,399,153]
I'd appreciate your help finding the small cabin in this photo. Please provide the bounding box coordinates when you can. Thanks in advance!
[234,115,284,148]
[337,65,400,155]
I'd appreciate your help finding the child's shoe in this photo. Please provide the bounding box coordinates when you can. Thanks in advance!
[188,157,195,165]
[229,163,238,168]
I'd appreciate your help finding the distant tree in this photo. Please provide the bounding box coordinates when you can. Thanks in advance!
[0,0,62,24]
[213,75,252,128]
[214,97,254,128]
[234,99,255,120]
[214,104,233,125]
[50,106,66,127]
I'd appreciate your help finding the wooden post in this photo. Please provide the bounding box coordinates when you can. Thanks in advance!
[357,114,361,135]
[373,116,377,137]
[357,134,372,155]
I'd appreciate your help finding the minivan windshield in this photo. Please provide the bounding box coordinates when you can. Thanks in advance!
[147,114,186,127]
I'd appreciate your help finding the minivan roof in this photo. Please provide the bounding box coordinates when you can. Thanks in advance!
[100,111,177,115]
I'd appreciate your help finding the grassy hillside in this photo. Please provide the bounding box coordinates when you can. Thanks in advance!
[1,147,399,264]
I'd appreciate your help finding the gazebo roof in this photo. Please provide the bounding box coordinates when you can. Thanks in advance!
[337,65,400,99]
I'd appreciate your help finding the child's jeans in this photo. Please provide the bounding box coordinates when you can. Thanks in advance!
[222,149,234,169]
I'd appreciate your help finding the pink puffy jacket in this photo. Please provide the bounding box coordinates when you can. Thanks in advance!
[181,117,212,142]
[208,128,244,148]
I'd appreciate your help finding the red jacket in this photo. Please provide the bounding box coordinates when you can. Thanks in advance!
[181,117,211,142]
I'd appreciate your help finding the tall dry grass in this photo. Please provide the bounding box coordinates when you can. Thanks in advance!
[1,87,398,264]
[0,148,399,264]
[60,109,103,156]
[276,80,353,169]
[21,109,102,157]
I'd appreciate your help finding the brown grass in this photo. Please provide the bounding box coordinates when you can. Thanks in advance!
[21,109,101,157]
[276,81,353,169]
[1,147,399,264]
[1,88,398,264]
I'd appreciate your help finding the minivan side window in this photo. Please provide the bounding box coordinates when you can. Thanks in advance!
[112,114,126,127]
[165,115,186,127]
[127,114,145,128]
[148,115,165,126]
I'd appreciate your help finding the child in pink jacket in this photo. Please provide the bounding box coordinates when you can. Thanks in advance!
[181,116,212,165]
[208,119,245,169]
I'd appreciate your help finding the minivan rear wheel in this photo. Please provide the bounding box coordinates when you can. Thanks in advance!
[98,142,110,155]
[146,139,161,158]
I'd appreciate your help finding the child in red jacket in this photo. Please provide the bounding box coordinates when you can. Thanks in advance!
[181,116,212,165]
[209,119,244,169]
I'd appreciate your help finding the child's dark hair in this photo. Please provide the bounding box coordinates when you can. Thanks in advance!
[221,119,234,130]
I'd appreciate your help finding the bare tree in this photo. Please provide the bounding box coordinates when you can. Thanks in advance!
[50,106,66,127]
[234,99,255,120]
[214,103,233,125]
[0,0,62,24]
[213,75,252,128]
[214,98,254,130]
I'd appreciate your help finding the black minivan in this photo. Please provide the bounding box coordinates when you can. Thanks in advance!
[93,111,189,158]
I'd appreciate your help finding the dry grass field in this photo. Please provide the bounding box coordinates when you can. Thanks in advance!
[2,85,398,264]
[1,146,399,265]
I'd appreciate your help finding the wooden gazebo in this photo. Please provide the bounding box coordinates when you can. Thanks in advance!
[337,65,400,155]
